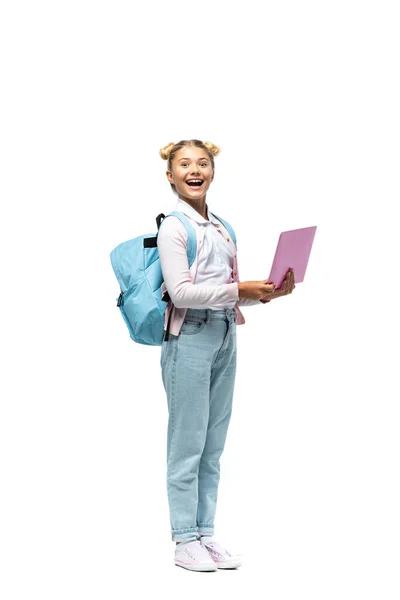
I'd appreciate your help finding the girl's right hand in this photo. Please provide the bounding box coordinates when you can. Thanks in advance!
[238,279,276,300]
[260,268,296,302]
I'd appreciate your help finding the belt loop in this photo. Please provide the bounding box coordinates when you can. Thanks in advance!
[206,309,211,324]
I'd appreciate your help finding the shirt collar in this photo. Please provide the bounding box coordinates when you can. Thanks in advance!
[175,198,220,226]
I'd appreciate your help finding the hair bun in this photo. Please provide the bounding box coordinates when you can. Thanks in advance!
[159,142,176,160]
[203,141,221,157]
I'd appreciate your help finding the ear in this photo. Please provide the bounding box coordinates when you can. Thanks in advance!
[166,170,174,184]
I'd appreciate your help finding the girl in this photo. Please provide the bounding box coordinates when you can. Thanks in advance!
[157,139,295,572]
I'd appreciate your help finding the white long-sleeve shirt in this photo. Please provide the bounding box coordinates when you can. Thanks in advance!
[157,198,261,310]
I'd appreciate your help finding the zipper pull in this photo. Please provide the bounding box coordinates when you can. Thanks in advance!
[117,292,123,307]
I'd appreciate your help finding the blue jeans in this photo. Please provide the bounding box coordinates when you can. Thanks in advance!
[160,307,237,543]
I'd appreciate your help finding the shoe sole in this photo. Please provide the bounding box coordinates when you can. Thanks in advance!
[174,560,218,572]
[215,559,242,569]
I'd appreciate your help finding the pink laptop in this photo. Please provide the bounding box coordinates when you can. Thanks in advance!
[268,226,317,288]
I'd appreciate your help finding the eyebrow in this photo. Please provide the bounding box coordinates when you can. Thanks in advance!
[178,157,209,161]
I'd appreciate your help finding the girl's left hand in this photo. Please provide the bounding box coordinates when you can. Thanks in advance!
[260,268,296,303]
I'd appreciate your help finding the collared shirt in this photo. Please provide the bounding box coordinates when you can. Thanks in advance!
[157,197,261,311]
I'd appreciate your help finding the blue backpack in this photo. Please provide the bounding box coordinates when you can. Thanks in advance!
[110,210,237,346]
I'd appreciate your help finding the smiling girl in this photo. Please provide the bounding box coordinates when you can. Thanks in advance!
[157,139,295,571]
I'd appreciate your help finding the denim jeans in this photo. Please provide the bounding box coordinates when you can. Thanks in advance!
[160,307,237,543]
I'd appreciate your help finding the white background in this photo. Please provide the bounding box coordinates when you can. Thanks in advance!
[1,1,399,598]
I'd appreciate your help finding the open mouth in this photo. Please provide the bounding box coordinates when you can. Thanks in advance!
[186,179,204,187]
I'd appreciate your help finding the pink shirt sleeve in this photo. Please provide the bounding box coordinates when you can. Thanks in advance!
[157,216,239,309]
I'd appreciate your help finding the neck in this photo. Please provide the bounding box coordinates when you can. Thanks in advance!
[179,196,209,221]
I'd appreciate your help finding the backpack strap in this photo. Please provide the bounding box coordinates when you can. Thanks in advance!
[209,212,237,247]
[157,211,198,266]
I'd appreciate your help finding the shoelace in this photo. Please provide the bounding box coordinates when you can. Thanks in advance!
[203,542,231,558]
[184,547,196,562]
[176,541,209,562]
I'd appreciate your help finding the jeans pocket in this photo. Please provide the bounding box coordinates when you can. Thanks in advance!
[179,318,207,336]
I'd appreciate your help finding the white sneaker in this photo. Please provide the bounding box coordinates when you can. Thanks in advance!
[200,538,242,569]
[174,540,218,572]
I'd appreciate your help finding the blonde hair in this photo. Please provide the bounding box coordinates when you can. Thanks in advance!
[159,139,221,195]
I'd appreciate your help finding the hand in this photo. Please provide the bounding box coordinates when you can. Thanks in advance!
[260,268,296,302]
[238,279,276,300]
